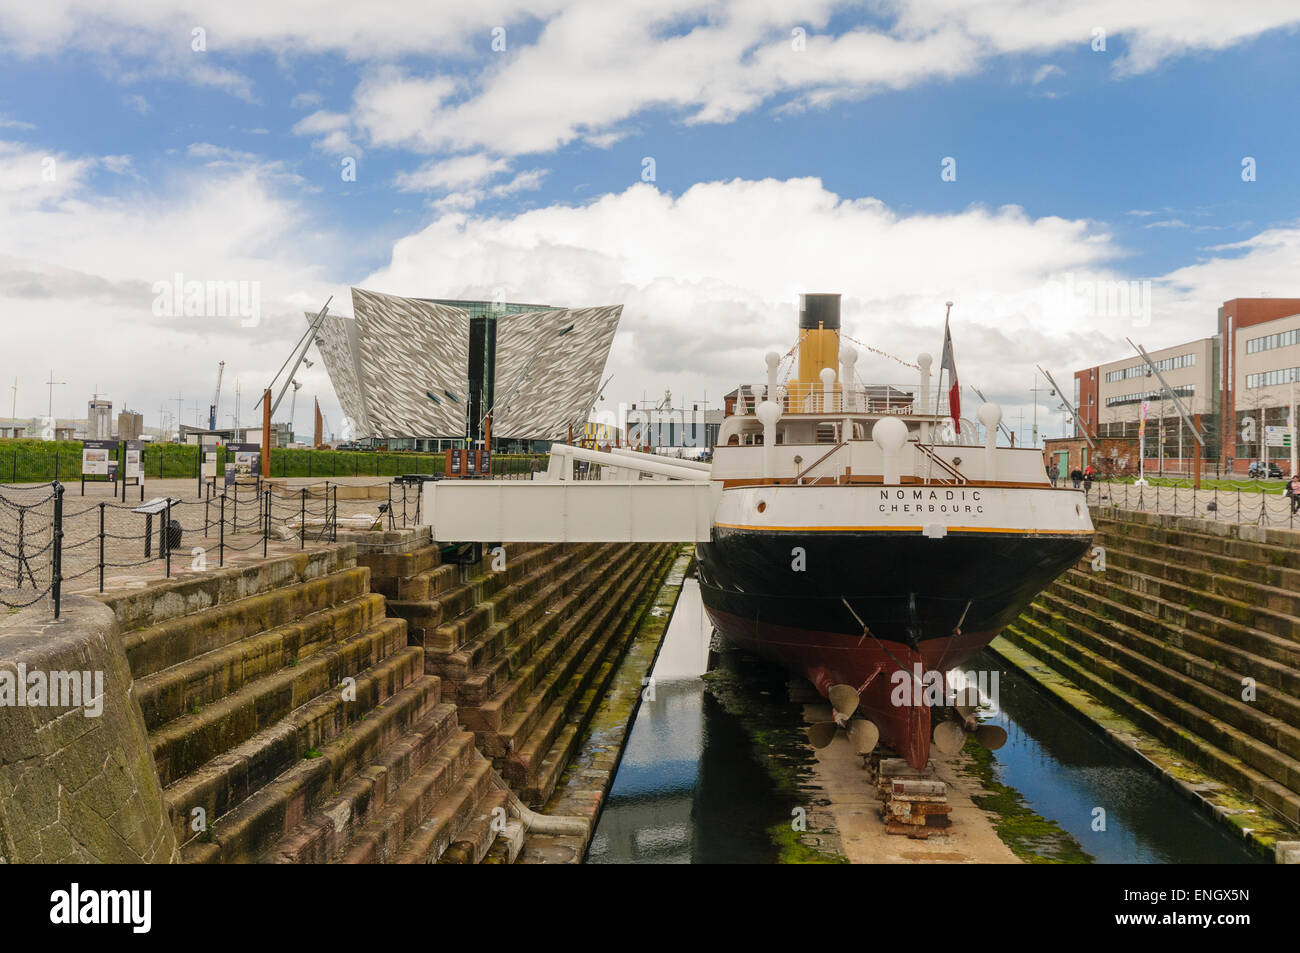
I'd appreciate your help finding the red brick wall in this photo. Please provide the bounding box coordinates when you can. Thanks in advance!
[1073,367,1099,440]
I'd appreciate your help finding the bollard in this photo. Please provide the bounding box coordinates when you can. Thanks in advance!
[219,493,225,567]
[164,498,172,578]
[52,482,64,619]
[300,488,306,550]
[98,501,105,593]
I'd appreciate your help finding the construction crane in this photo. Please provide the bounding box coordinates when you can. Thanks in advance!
[208,360,226,431]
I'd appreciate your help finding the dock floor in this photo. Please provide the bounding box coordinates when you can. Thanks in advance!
[800,699,1020,863]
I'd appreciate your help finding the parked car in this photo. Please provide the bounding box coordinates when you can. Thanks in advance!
[1247,460,1283,479]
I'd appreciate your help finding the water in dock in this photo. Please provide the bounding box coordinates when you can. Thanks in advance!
[590,579,1266,864]
[966,651,1263,864]
[587,578,793,863]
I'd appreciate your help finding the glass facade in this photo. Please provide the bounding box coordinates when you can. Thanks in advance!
[429,299,553,447]
[1104,353,1195,383]
[1105,384,1194,407]
[1245,328,1300,354]
[1245,366,1300,388]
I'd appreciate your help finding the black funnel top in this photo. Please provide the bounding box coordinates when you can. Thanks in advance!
[799,293,841,330]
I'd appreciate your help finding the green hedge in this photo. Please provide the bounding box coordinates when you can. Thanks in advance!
[0,439,544,484]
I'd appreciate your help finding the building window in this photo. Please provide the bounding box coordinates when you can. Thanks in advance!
[1245,328,1300,355]
[1245,367,1300,389]
[1105,385,1195,408]
[1104,353,1195,383]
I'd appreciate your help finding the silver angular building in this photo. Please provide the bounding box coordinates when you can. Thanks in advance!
[311,288,622,451]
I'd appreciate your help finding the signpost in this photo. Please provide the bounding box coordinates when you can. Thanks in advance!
[80,439,119,495]
[122,439,144,502]
[229,442,261,486]
[200,435,220,497]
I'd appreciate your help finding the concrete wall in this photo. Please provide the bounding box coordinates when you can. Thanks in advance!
[0,596,178,863]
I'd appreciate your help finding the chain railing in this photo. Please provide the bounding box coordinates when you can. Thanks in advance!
[1083,479,1299,527]
[0,478,364,620]
[0,482,61,616]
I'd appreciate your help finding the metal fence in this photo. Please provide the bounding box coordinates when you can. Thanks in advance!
[0,479,356,620]
[1083,479,1300,527]
[0,482,61,615]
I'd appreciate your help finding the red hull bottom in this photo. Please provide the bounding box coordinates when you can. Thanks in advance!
[705,607,1000,769]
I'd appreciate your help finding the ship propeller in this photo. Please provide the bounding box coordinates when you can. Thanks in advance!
[807,684,877,754]
[933,708,1008,756]
[932,720,966,756]
[807,717,880,754]
[827,684,860,720]
[807,721,839,749]
[974,724,1008,751]
[847,718,880,755]
[956,703,1008,750]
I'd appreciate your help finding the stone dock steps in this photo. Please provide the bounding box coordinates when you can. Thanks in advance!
[100,545,499,864]
[97,528,675,864]
[1001,618,1300,825]
[517,543,678,807]
[1054,571,1300,712]
[362,538,676,811]
[1003,507,1300,832]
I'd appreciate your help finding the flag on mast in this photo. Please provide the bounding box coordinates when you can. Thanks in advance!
[940,316,961,434]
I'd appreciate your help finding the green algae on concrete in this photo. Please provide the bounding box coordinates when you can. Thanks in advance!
[520,545,690,864]
[702,644,849,864]
[957,736,1094,864]
[989,636,1287,860]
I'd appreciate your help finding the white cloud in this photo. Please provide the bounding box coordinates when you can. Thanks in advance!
[352,177,1300,431]
[1032,64,1064,84]
[395,154,512,192]
[100,154,134,176]
[0,137,345,426]
[4,2,1296,164]
[291,110,360,156]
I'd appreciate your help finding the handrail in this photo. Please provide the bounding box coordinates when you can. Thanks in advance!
[913,441,967,485]
[797,441,848,484]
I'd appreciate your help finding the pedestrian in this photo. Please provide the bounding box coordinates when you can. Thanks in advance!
[1287,475,1300,515]
[1070,467,1083,489]
[1083,464,1094,492]
[1049,462,1060,487]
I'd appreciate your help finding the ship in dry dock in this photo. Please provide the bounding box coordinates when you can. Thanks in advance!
[694,293,1094,768]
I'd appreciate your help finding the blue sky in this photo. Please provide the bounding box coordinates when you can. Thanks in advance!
[2,2,1299,441]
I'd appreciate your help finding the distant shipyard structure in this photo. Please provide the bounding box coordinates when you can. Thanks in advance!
[310,288,621,452]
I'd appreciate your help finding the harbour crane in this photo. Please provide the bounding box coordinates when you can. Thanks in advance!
[208,360,225,431]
